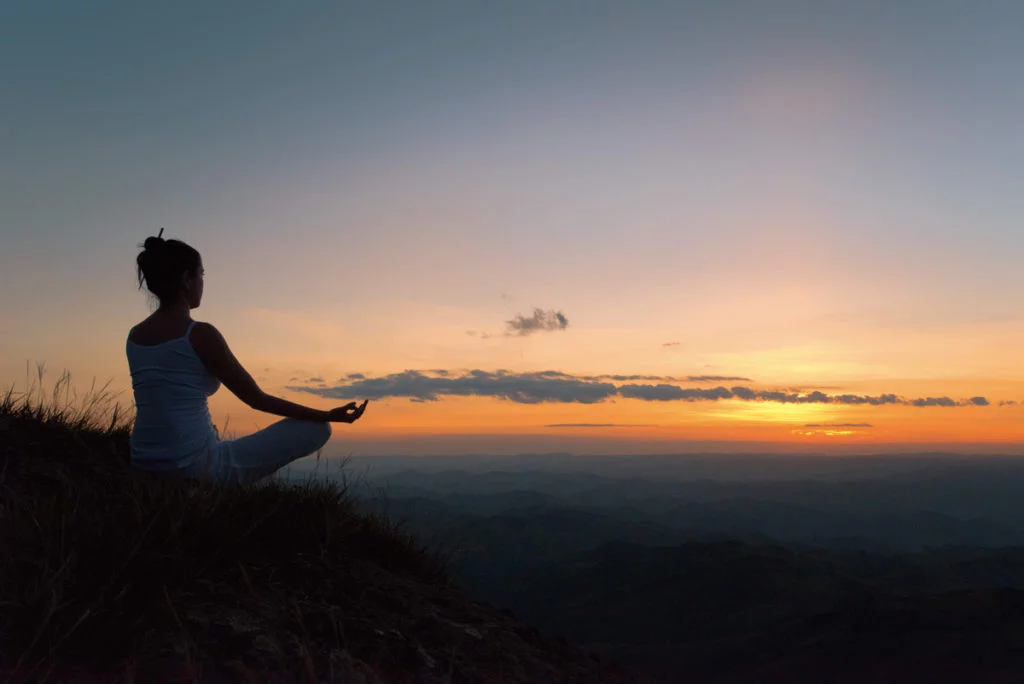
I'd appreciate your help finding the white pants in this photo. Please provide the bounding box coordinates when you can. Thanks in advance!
[179,419,332,486]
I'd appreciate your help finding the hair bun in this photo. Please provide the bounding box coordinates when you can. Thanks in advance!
[143,228,166,251]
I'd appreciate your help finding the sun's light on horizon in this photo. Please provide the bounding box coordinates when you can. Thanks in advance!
[2,3,1023,453]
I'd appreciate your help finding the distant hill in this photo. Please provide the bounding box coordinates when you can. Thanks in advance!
[516,541,1024,682]
[357,467,1024,551]
[353,468,1024,683]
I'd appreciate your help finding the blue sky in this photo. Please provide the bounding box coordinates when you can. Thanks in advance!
[2,1,1023,451]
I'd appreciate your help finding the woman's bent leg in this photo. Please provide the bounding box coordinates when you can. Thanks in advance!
[211,419,332,486]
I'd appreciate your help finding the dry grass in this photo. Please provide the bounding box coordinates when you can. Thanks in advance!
[1,363,133,436]
[0,368,452,683]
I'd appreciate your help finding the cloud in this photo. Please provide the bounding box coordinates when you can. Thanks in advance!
[804,423,874,428]
[505,308,569,336]
[618,384,735,402]
[587,373,676,382]
[308,377,324,383]
[831,393,902,406]
[346,373,365,380]
[290,369,616,404]
[1000,400,1019,407]
[544,423,658,428]
[578,373,755,383]
[662,341,680,347]
[909,397,957,407]
[288,370,990,408]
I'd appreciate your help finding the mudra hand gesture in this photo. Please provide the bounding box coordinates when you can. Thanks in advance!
[328,400,369,423]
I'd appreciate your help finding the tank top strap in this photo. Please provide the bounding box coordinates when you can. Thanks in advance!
[185,320,199,338]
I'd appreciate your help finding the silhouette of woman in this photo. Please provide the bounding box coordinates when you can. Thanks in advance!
[126,229,367,485]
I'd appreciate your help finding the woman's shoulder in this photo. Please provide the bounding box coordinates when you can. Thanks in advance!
[127,316,155,344]
[129,315,199,346]
[187,320,226,349]
[188,320,218,337]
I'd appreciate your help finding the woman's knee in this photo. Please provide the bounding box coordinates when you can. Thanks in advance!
[308,420,331,450]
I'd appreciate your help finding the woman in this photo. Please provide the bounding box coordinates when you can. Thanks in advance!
[126,230,367,485]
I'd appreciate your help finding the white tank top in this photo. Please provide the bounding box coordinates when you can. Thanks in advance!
[126,320,221,469]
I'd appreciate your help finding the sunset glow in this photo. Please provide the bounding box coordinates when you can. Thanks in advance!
[2,2,1023,456]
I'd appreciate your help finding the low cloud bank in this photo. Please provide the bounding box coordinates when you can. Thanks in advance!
[287,370,988,408]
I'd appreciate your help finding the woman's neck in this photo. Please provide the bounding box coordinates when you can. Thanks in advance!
[156,300,191,319]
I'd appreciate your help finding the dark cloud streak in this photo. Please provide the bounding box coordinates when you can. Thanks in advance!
[288,370,988,409]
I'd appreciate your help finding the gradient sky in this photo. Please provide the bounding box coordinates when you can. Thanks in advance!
[3,1,1023,455]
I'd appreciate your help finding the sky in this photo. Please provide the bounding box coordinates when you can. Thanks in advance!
[2,1,1023,455]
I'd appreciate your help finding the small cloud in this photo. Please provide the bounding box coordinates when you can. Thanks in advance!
[308,377,324,383]
[967,396,990,406]
[1000,400,1019,406]
[804,423,873,428]
[505,308,569,336]
[662,341,680,347]
[346,373,365,380]
[289,377,298,382]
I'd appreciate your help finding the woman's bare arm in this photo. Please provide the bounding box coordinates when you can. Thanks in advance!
[189,321,331,422]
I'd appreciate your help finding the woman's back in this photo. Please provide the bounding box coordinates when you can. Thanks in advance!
[126,319,220,469]
[126,230,365,486]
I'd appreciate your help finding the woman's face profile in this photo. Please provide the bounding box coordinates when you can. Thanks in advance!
[184,258,205,309]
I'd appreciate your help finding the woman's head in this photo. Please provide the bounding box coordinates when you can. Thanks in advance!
[136,230,204,309]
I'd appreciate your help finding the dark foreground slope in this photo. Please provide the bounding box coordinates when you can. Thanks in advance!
[0,405,633,683]
[518,541,1024,683]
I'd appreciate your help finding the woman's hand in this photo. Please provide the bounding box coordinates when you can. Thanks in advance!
[328,400,369,423]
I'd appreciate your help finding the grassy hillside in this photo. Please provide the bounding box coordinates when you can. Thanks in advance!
[0,379,632,683]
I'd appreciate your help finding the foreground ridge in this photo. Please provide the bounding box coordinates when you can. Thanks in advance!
[0,405,635,683]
